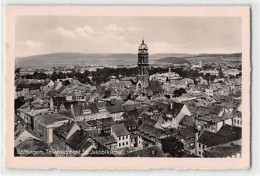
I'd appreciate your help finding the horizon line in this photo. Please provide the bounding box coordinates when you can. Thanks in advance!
[16,51,242,59]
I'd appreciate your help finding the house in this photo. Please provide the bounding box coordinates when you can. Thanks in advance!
[14,122,39,147]
[65,130,96,157]
[15,137,53,157]
[232,110,242,127]
[195,106,232,133]
[161,102,191,129]
[71,101,109,122]
[34,113,70,144]
[176,127,195,154]
[111,124,130,149]
[179,115,196,128]
[204,143,241,158]
[40,79,55,96]
[94,135,117,152]
[107,106,124,121]
[137,122,168,148]
[52,121,80,156]
[17,99,55,130]
[196,124,241,157]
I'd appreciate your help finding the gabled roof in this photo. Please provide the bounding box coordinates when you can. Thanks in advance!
[123,109,140,120]
[197,130,230,147]
[94,135,117,146]
[217,124,241,141]
[149,80,163,93]
[111,124,130,136]
[65,130,91,150]
[15,137,52,157]
[196,114,225,123]
[35,113,69,125]
[107,106,124,114]
[53,121,76,140]
[142,115,157,126]
[178,127,195,139]
[166,102,184,117]
[138,123,166,138]
[204,143,241,158]
[180,115,195,127]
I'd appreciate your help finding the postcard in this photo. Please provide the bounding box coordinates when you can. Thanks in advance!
[5,6,250,169]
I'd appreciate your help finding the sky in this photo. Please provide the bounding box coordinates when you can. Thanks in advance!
[15,16,241,58]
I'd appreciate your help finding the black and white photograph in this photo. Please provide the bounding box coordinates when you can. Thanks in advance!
[4,6,251,170]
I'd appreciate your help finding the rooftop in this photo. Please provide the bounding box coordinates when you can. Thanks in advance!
[122,146,167,157]
[204,143,241,158]
[35,113,69,125]
[111,124,130,136]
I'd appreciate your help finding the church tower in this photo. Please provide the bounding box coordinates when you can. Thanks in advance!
[136,39,149,94]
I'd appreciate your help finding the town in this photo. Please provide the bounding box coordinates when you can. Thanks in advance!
[14,40,242,158]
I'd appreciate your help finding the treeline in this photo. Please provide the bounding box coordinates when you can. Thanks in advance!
[16,66,239,85]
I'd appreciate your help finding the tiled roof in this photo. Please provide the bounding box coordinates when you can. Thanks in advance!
[35,113,69,125]
[179,115,195,127]
[94,135,117,145]
[204,143,241,158]
[149,80,163,93]
[217,124,241,141]
[65,130,91,150]
[107,106,124,114]
[166,102,184,117]
[197,130,229,147]
[15,137,52,157]
[138,123,166,139]
[178,127,195,139]
[196,114,226,123]
[111,124,130,136]
[53,121,75,140]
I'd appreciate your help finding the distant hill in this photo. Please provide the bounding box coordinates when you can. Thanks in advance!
[156,57,190,64]
[16,53,138,67]
[16,52,242,67]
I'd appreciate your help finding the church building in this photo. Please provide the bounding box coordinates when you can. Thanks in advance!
[136,39,149,95]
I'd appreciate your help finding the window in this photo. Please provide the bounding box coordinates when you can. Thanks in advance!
[234,119,236,124]
[122,136,124,140]
[199,144,201,148]
[119,143,121,147]
[122,142,124,146]
[126,142,128,145]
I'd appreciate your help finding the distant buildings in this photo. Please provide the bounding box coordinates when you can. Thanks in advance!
[14,39,242,158]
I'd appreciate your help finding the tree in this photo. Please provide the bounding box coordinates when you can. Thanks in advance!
[173,88,186,97]
[14,96,26,112]
[15,68,21,74]
[62,80,71,86]
[218,68,224,78]
[161,137,184,157]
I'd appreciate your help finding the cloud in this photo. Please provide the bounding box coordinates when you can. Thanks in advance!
[54,27,75,38]
[104,24,124,32]
[16,25,141,57]
[16,40,46,58]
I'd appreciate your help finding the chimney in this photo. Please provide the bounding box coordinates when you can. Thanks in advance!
[170,101,173,110]
[71,104,75,116]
